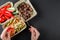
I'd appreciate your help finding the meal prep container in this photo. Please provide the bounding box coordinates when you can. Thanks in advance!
[3,15,27,37]
[0,0,37,37]
[0,1,27,37]
[0,2,14,25]
[14,0,37,22]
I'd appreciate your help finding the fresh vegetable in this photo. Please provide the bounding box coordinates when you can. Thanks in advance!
[0,3,11,10]
[0,16,6,23]
[0,3,14,23]
[7,7,15,12]
[7,26,15,36]
[3,16,26,36]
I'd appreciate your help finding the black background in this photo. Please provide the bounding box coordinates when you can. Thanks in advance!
[0,0,60,40]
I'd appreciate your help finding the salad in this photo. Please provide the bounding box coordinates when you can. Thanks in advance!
[3,15,26,37]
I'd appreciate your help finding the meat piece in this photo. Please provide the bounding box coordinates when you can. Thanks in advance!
[17,2,33,20]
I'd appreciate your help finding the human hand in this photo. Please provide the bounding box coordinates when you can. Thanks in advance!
[29,26,40,40]
[0,27,11,40]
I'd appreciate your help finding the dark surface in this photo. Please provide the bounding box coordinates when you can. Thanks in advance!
[0,0,60,40]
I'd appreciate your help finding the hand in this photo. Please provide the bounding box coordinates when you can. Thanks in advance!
[1,27,11,40]
[29,26,40,40]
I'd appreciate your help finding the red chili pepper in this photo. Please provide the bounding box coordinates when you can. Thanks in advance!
[5,15,10,19]
[0,16,5,23]
[1,6,7,11]
[5,10,13,17]
[7,11,13,16]
[2,16,6,21]
[4,13,9,17]
[0,3,14,23]
[0,13,3,17]
[6,3,11,8]
[0,17,3,23]
[1,3,11,10]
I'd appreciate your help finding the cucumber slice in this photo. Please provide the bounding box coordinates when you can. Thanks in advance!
[13,11,19,15]
[7,7,15,12]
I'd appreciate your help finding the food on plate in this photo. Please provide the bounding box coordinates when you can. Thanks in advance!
[17,2,33,20]
[3,15,26,37]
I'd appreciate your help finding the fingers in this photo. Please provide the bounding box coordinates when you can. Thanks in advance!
[29,26,40,40]
[7,32,10,40]
[35,29,40,40]
[1,27,10,39]
[1,29,6,39]
[29,26,35,40]
[1,26,11,40]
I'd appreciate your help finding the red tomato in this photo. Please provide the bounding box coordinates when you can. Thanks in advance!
[7,27,15,36]
[7,27,14,32]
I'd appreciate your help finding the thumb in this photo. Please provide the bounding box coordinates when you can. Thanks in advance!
[7,32,10,39]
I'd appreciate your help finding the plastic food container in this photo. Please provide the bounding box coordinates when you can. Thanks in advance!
[0,2,14,25]
[3,15,27,37]
[0,1,26,37]
[0,1,19,25]
[0,0,37,37]
[14,0,37,22]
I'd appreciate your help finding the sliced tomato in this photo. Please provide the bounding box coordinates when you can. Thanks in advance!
[7,27,15,36]
[7,27,14,32]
